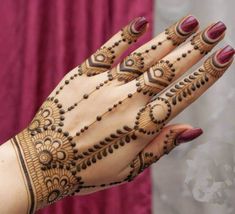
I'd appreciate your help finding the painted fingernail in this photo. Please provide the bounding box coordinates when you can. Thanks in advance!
[180,15,199,33]
[176,128,203,144]
[216,45,235,65]
[206,21,226,40]
[133,17,148,32]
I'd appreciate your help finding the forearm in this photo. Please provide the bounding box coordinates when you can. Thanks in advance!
[0,140,28,214]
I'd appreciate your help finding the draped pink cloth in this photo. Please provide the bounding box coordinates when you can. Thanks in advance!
[0,0,153,213]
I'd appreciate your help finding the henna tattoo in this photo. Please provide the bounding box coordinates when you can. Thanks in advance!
[121,17,147,44]
[190,25,224,55]
[29,98,65,135]
[81,47,115,76]
[126,128,185,181]
[204,52,232,78]
[111,53,145,82]
[127,151,158,181]
[75,92,136,136]
[12,125,81,211]
[165,15,198,46]
[165,68,209,105]
[53,66,83,97]
[134,97,171,135]
[76,128,135,172]
[11,98,84,211]
[79,17,147,77]
[136,60,176,95]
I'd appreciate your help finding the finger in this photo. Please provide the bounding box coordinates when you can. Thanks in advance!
[135,45,234,136]
[137,21,226,95]
[110,15,199,82]
[123,124,203,180]
[80,17,148,76]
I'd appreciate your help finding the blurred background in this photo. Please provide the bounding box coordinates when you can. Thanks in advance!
[153,0,235,214]
[0,0,234,214]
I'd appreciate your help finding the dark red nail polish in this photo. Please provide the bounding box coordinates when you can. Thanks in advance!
[216,45,235,65]
[206,21,226,40]
[133,17,148,32]
[176,128,203,144]
[180,15,199,33]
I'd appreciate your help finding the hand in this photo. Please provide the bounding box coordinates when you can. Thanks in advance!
[11,15,234,212]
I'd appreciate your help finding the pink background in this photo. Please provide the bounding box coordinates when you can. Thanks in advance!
[0,0,153,213]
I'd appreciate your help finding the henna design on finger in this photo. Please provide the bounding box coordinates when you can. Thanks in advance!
[135,22,226,96]
[126,151,158,181]
[111,53,145,82]
[121,17,148,44]
[136,60,176,95]
[81,47,115,76]
[126,128,185,181]
[165,68,209,106]
[80,17,147,77]
[112,16,199,83]
[138,47,234,135]
[191,21,226,55]
[165,15,198,46]
[111,43,166,83]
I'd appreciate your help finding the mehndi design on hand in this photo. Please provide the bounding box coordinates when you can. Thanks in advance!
[9,15,235,214]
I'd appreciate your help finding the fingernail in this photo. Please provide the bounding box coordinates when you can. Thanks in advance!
[176,128,203,144]
[216,45,235,65]
[133,17,148,32]
[206,21,226,40]
[179,15,199,33]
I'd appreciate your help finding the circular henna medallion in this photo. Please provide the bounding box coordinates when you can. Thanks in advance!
[150,97,171,124]
[39,150,53,165]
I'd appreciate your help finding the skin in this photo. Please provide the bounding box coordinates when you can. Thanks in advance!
[0,15,233,214]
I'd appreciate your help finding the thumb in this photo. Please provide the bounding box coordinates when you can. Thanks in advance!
[131,124,203,174]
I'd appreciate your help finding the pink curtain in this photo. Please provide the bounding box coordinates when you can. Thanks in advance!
[0,0,153,213]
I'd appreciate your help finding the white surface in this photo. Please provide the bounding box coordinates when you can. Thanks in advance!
[152,0,235,213]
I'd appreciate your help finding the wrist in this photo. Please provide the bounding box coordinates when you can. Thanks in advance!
[0,139,28,214]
